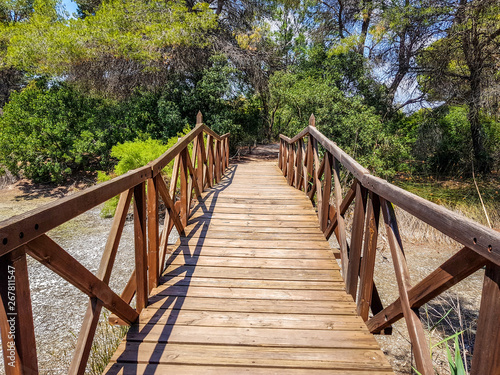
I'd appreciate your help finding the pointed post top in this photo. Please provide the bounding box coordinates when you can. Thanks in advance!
[196,111,203,125]
[309,114,316,127]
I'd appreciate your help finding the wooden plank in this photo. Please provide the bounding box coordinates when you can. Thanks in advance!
[166,255,336,270]
[0,166,150,257]
[70,189,133,374]
[147,177,159,292]
[25,235,138,324]
[367,246,486,333]
[380,199,433,374]
[105,363,393,375]
[184,225,323,235]
[156,175,185,236]
[358,192,381,321]
[333,157,349,279]
[162,265,341,281]
[346,183,367,298]
[471,262,500,375]
[136,309,364,330]
[364,174,500,266]
[0,249,38,375]
[123,325,379,349]
[188,218,322,228]
[157,276,344,290]
[134,182,148,313]
[152,285,352,301]
[147,295,357,314]
[168,245,332,258]
[175,238,333,250]
[189,212,321,222]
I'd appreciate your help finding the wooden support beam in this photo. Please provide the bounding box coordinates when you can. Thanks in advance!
[366,246,487,333]
[26,235,138,324]
[156,176,185,236]
[345,183,367,298]
[0,249,38,375]
[70,189,133,374]
[471,261,500,374]
[312,138,323,223]
[357,192,380,321]
[325,180,357,239]
[147,177,159,292]
[380,199,433,374]
[320,153,332,232]
[134,182,148,313]
[179,149,189,227]
[333,158,349,280]
[206,135,214,188]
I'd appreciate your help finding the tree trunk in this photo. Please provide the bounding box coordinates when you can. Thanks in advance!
[468,76,490,173]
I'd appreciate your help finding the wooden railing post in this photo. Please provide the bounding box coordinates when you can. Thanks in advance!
[278,140,283,170]
[380,199,433,374]
[357,192,380,320]
[0,249,38,375]
[471,261,500,374]
[287,143,295,186]
[206,134,214,188]
[134,182,148,312]
[147,176,159,292]
[346,183,368,298]
[332,157,349,279]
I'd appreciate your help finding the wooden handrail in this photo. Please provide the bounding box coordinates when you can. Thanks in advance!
[279,119,500,375]
[0,113,230,375]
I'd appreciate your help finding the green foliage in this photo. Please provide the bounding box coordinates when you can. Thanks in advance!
[407,106,500,175]
[99,127,190,217]
[3,0,217,75]
[0,79,124,182]
[269,70,410,177]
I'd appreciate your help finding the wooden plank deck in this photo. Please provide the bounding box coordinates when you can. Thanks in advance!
[104,161,393,374]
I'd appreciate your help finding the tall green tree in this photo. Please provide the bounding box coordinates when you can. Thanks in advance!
[418,0,500,173]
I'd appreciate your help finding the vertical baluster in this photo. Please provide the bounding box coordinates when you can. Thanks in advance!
[206,134,214,188]
[294,140,302,189]
[284,142,289,177]
[215,139,222,183]
[321,153,332,232]
[333,157,349,279]
[288,143,295,186]
[197,133,206,191]
[306,136,314,196]
[179,149,189,227]
[312,138,323,222]
[0,249,38,375]
[225,137,229,170]
[147,176,159,292]
[302,139,308,192]
[345,183,368,299]
[471,261,500,374]
[380,198,433,374]
[134,182,148,312]
[278,140,283,170]
[357,192,381,320]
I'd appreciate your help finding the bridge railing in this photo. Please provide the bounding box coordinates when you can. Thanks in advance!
[279,115,500,375]
[0,112,229,375]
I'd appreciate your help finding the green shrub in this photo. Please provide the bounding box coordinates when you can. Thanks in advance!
[99,127,191,217]
[0,80,122,182]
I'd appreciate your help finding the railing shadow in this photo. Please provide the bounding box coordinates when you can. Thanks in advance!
[106,164,237,374]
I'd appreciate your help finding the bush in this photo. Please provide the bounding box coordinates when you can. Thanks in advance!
[0,79,123,182]
[99,127,191,217]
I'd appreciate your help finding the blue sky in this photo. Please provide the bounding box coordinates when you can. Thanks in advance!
[61,0,78,16]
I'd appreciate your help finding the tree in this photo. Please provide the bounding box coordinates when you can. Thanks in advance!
[418,0,500,173]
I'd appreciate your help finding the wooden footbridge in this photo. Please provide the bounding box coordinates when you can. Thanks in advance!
[1,113,499,375]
